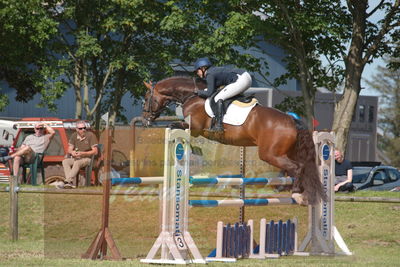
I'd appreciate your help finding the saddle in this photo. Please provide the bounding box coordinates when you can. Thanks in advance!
[204,93,258,126]
[208,92,255,117]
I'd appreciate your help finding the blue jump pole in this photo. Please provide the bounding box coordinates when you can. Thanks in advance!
[189,198,297,207]
[189,177,295,186]
[111,177,164,185]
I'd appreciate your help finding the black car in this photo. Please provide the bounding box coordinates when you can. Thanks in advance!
[352,165,400,191]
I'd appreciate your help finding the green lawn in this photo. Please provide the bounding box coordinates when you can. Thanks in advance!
[0,187,399,266]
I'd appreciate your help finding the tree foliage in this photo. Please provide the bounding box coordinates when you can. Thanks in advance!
[1,0,399,154]
[223,0,350,128]
[44,0,179,125]
[0,0,58,107]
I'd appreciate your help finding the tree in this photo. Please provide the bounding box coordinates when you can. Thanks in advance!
[44,1,253,126]
[366,57,400,167]
[331,0,400,153]
[0,0,59,109]
[159,1,261,73]
[1,0,260,126]
[233,1,399,152]
[45,1,176,126]
[240,0,348,129]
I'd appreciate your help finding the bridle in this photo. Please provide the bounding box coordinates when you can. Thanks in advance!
[143,82,164,121]
[143,77,202,123]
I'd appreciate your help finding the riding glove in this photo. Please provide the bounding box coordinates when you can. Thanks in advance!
[195,90,210,98]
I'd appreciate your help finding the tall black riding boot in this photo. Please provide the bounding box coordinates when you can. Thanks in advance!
[212,99,224,132]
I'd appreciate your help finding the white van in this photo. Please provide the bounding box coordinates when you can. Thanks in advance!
[0,119,18,146]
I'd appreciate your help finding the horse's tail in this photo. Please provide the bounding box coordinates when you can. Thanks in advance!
[295,124,327,205]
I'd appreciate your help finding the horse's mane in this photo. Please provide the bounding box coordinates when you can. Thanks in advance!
[157,76,206,90]
[157,76,194,84]
[158,76,186,81]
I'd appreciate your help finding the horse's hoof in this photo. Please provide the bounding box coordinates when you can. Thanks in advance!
[292,193,309,206]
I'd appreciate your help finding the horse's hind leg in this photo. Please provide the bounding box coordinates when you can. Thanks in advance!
[258,149,307,205]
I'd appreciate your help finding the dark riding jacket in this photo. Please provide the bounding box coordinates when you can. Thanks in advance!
[197,66,246,98]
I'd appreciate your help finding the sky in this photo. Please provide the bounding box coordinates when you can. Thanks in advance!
[360,58,384,97]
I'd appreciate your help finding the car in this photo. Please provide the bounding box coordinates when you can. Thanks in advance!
[352,165,400,191]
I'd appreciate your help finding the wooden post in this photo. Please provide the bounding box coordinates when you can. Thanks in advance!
[239,146,246,223]
[9,175,18,241]
[82,115,122,260]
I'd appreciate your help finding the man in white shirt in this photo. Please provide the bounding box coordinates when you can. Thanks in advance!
[0,122,55,179]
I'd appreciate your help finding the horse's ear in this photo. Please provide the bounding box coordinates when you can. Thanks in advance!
[143,81,152,90]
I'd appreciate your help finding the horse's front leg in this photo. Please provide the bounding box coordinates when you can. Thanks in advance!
[168,121,189,130]
[168,120,206,139]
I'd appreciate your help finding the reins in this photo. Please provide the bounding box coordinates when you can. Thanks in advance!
[177,77,200,104]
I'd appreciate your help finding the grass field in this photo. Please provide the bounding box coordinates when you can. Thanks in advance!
[0,185,399,266]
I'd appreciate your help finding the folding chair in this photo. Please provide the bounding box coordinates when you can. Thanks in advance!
[22,152,45,185]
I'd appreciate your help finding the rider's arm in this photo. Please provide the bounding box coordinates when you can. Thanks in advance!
[205,73,217,96]
[196,73,217,98]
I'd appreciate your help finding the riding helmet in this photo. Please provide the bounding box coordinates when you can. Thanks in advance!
[194,57,212,70]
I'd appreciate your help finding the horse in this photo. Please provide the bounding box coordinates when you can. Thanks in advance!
[142,76,326,205]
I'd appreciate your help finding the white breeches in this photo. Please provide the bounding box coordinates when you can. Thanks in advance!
[214,72,252,101]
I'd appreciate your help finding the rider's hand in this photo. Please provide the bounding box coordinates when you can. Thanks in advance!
[196,90,209,98]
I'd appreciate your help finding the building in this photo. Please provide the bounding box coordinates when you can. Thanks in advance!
[246,88,378,162]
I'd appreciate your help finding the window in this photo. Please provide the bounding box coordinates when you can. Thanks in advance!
[387,169,400,182]
[352,109,356,122]
[373,170,390,183]
[66,129,76,141]
[368,106,374,123]
[359,105,365,122]
[16,130,35,147]
[46,132,65,156]
[373,171,384,181]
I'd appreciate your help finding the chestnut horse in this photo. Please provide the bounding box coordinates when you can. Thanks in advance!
[142,76,325,205]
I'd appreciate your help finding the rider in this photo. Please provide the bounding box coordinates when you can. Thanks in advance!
[193,57,252,132]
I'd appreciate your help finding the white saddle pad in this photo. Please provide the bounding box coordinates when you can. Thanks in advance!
[205,98,258,126]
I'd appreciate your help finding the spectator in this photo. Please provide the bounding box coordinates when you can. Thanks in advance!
[334,149,355,192]
[60,121,98,189]
[0,123,55,181]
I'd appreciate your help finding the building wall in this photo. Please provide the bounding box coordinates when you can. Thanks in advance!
[245,88,378,162]
[0,86,143,120]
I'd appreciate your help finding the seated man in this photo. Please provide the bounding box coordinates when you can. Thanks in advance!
[334,149,355,192]
[0,123,55,181]
[61,121,98,189]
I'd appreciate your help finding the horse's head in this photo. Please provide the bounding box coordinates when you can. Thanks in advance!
[142,81,172,126]
[142,76,206,126]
